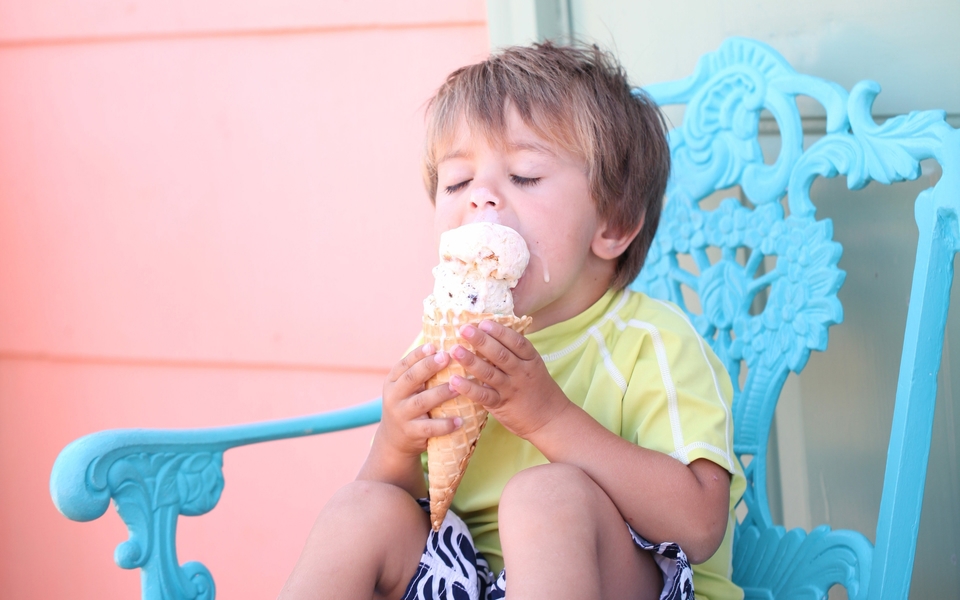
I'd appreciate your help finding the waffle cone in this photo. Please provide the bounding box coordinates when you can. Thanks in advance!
[423,307,532,531]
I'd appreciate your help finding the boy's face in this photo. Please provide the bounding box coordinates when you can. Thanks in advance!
[434,108,621,331]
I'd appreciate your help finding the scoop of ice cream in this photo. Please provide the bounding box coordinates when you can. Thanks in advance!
[428,222,530,315]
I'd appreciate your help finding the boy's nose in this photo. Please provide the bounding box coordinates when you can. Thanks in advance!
[469,187,500,210]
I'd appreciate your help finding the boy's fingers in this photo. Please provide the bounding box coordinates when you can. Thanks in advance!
[449,375,502,409]
[388,343,434,382]
[406,383,459,418]
[410,416,463,440]
[450,344,508,388]
[459,324,518,371]
[477,320,539,361]
[395,351,449,397]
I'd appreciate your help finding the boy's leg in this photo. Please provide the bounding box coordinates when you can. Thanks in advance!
[499,463,663,600]
[279,480,430,600]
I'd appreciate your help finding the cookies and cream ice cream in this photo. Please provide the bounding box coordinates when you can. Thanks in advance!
[422,222,533,530]
[426,222,530,315]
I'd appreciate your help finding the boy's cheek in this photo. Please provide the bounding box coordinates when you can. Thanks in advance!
[433,206,463,235]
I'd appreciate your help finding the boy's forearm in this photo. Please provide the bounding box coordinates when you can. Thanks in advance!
[356,431,427,499]
[525,401,730,563]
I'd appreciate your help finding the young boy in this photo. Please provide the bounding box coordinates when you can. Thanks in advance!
[280,43,745,600]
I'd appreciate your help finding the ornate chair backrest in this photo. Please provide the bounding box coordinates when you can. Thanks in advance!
[632,37,959,600]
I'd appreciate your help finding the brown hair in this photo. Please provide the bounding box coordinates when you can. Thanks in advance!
[422,42,670,289]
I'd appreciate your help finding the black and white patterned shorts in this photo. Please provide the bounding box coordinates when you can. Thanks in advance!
[401,499,694,600]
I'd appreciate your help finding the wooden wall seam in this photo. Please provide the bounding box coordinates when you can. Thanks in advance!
[0,350,391,375]
[0,20,487,50]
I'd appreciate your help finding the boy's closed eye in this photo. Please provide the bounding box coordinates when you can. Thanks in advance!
[509,175,540,187]
[445,180,470,194]
[444,175,541,195]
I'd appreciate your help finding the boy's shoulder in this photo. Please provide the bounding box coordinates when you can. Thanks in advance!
[614,289,694,327]
[534,288,708,361]
[606,290,710,356]
[593,288,701,341]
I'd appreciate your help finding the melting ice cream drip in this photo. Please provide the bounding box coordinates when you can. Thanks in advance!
[528,246,550,284]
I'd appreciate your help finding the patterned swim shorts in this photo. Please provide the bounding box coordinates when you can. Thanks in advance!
[401,499,694,600]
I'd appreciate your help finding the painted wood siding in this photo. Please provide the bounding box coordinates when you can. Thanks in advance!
[0,2,489,598]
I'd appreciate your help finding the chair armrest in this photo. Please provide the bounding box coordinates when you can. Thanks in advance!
[49,398,382,600]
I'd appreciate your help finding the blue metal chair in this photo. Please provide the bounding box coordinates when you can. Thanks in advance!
[50,37,960,600]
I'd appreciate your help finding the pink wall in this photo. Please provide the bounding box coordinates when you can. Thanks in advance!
[0,2,489,598]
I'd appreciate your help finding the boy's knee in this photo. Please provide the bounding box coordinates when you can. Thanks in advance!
[322,480,423,531]
[500,463,599,525]
[293,482,428,599]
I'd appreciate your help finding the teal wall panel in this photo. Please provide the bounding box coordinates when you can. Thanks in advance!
[566,0,960,117]
[488,1,959,116]
[797,167,960,598]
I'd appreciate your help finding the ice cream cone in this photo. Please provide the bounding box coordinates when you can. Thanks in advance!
[423,307,532,530]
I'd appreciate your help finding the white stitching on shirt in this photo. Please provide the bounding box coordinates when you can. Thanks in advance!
[589,326,627,394]
[670,441,733,467]
[625,319,687,463]
[539,290,630,362]
[652,299,734,471]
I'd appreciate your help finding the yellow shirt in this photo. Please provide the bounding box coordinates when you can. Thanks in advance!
[430,288,746,600]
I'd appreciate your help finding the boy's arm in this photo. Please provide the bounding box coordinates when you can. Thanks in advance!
[357,431,428,499]
[450,322,731,564]
[524,402,731,563]
[357,343,462,500]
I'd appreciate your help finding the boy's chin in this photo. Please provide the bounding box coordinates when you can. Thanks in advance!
[511,294,533,319]
[512,290,546,322]
[511,279,534,316]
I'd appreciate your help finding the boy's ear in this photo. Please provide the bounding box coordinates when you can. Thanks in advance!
[591,216,645,260]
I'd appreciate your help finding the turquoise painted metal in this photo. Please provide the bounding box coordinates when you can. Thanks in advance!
[50,399,382,600]
[49,37,958,600]
[635,37,959,599]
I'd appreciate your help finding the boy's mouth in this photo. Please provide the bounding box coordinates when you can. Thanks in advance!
[470,206,501,225]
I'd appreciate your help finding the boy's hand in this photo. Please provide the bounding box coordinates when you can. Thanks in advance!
[379,343,463,457]
[449,320,570,440]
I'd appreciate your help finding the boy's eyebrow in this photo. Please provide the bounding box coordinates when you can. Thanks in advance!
[438,140,556,163]
[438,148,472,163]
[507,140,557,156]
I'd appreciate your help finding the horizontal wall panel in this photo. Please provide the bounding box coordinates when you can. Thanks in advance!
[0,26,489,370]
[0,0,486,43]
[0,358,382,600]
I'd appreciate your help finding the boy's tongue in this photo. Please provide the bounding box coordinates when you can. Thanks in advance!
[429,222,530,315]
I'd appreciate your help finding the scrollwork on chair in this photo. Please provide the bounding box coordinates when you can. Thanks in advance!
[631,36,960,598]
[636,40,847,533]
[733,525,872,600]
[108,451,222,600]
[50,399,383,600]
[51,434,225,600]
